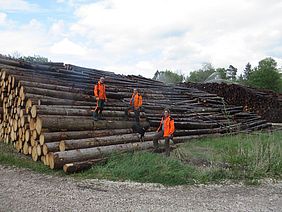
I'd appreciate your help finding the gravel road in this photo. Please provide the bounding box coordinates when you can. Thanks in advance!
[0,165,281,211]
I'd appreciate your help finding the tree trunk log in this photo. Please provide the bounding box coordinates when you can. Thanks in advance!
[32,105,144,117]
[42,128,134,144]
[63,158,107,174]
[38,116,149,131]
[59,132,155,151]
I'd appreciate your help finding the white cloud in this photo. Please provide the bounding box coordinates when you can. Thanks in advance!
[0,0,38,12]
[57,0,94,7]
[50,38,87,56]
[0,18,57,59]
[1,0,282,78]
[0,12,7,25]
[49,20,66,36]
[67,0,282,76]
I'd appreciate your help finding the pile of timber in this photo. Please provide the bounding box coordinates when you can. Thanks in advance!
[0,55,271,173]
[181,82,282,123]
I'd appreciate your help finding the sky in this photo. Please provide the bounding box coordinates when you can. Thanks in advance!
[0,0,282,78]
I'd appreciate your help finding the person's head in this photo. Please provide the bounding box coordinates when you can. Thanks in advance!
[164,109,170,117]
[133,88,138,94]
[100,77,105,83]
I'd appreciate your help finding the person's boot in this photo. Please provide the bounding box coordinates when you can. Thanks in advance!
[165,149,170,157]
[153,140,160,153]
[93,111,98,121]
[124,110,129,121]
[98,113,104,120]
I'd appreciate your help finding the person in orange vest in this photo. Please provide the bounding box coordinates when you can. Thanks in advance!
[93,77,107,120]
[125,88,143,123]
[153,109,175,156]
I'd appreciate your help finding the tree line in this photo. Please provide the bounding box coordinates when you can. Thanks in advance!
[153,57,282,92]
[4,52,49,63]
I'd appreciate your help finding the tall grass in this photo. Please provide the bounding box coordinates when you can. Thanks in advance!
[172,131,282,183]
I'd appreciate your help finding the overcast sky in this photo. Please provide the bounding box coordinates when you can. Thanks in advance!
[0,0,282,78]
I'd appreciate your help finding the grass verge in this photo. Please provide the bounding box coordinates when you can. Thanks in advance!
[74,131,282,185]
[0,142,63,175]
[1,131,281,186]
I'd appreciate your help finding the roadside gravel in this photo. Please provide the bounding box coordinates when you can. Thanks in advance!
[0,165,281,211]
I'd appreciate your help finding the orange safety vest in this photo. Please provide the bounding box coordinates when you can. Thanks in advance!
[157,116,175,137]
[130,93,142,109]
[94,81,107,100]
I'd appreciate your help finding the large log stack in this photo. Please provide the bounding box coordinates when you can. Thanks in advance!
[0,55,271,173]
[181,82,282,123]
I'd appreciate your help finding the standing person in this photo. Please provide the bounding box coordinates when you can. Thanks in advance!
[93,77,107,120]
[153,109,175,156]
[125,88,143,123]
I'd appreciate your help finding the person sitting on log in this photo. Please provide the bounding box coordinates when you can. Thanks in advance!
[153,109,175,157]
[125,88,143,123]
[93,77,107,120]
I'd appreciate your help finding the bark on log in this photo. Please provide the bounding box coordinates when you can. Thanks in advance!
[23,86,95,102]
[32,105,144,117]
[63,158,108,174]
[59,132,155,151]
[38,116,149,131]
[42,129,134,144]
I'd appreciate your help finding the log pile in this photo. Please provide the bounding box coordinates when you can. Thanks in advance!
[0,55,271,173]
[181,82,282,123]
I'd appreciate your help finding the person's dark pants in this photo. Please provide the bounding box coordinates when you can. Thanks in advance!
[125,106,140,123]
[153,130,170,157]
[93,100,105,119]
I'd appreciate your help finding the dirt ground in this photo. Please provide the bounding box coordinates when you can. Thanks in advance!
[0,165,281,212]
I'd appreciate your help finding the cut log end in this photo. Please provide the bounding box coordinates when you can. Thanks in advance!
[35,117,42,134]
[42,144,48,155]
[31,105,37,118]
[59,140,65,152]
[36,145,42,157]
[39,134,44,145]
[49,153,55,169]
[32,146,38,161]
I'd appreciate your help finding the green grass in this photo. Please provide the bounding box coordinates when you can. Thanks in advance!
[1,130,281,186]
[0,142,63,175]
[74,131,282,185]
[171,130,282,184]
[73,152,198,185]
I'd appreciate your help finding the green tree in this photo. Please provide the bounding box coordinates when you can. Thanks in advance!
[6,52,49,63]
[186,63,215,82]
[152,70,160,80]
[243,62,252,80]
[237,74,244,83]
[226,65,237,81]
[19,55,49,63]
[248,57,282,92]
[152,70,184,84]
[216,68,227,79]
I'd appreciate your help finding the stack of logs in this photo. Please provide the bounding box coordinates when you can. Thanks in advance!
[181,82,282,123]
[0,56,271,173]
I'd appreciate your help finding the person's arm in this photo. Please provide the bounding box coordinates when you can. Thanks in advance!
[156,119,162,132]
[169,119,175,136]
[129,94,133,106]
[94,84,98,98]
[139,95,143,107]
[104,85,107,101]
